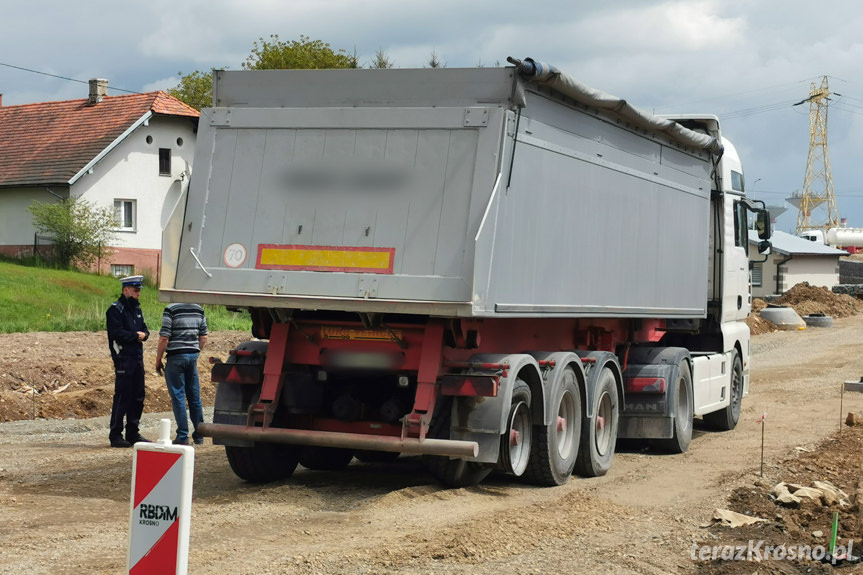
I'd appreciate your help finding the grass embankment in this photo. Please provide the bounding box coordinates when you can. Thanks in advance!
[0,260,251,333]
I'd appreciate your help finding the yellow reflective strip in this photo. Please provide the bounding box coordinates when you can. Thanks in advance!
[260,248,391,270]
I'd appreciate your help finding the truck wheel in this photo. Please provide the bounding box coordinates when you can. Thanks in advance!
[422,396,494,488]
[299,447,355,470]
[574,367,618,477]
[651,361,693,453]
[524,367,581,486]
[225,443,300,483]
[703,349,743,431]
[500,380,532,477]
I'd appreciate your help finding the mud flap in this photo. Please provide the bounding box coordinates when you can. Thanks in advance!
[618,347,689,440]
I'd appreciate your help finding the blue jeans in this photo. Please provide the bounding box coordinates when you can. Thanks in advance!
[165,353,204,442]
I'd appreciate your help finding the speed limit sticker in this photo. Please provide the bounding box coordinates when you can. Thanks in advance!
[223,243,247,268]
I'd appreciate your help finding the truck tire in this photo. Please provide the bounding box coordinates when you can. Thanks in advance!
[574,367,618,477]
[422,396,495,488]
[803,313,834,328]
[225,443,300,483]
[299,447,355,470]
[703,349,743,431]
[651,361,693,453]
[499,380,532,477]
[523,367,581,486]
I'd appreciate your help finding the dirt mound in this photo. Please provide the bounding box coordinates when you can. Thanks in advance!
[748,298,780,335]
[696,424,863,574]
[773,282,863,318]
[747,283,863,336]
[0,331,249,423]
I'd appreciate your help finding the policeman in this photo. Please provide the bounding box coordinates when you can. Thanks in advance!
[106,275,151,447]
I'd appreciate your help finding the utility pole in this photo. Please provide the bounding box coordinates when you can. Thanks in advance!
[794,76,838,234]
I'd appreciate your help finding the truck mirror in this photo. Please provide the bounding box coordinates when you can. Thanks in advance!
[757,240,771,255]
[755,210,771,240]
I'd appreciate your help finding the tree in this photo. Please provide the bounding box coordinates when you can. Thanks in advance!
[426,50,446,68]
[27,198,117,270]
[243,34,358,70]
[369,48,394,69]
[167,36,363,109]
[168,69,216,111]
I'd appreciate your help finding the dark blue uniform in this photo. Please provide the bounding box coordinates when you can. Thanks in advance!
[106,294,149,443]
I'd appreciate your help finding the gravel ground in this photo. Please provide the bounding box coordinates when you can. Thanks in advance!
[3,317,863,574]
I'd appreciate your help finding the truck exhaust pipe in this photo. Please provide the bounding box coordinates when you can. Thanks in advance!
[198,423,479,458]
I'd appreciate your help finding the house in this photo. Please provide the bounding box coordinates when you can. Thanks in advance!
[0,79,199,278]
[749,229,848,298]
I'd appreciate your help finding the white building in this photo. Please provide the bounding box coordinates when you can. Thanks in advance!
[0,79,199,278]
[749,230,847,297]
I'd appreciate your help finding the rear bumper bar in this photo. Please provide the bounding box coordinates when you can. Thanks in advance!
[197,423,479,458]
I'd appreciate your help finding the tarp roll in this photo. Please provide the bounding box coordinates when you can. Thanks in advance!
[507,57,724,156]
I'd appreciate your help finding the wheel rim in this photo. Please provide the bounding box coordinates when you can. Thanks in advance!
[506,400,532,476]
[595,391,613,457]
[556,389,577,458]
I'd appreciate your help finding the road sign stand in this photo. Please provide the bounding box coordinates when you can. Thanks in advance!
[127,418,194,575]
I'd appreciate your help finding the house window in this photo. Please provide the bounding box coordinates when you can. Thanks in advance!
[111,264,134,278]
[114,199,136,231]
[751,263,763,287]
[159,148,171,175]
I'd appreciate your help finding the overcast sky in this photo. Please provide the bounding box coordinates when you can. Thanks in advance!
[3,0,863,233]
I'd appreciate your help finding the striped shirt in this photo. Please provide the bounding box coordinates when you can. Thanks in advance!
[159,303,208,355]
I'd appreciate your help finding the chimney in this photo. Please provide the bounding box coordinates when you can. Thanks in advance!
[0,94,3,107]
[88,78,108,105]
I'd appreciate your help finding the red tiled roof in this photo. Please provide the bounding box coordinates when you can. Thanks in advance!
[0,91,199,188]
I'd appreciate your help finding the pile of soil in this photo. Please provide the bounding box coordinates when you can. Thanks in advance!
[773,282,863,318]
[0,331,249,423]
[695,423,863,574]
[748,282,863,336]
[748,298,779,336]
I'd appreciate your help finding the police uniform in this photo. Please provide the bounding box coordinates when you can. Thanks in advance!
[106,276,150,447]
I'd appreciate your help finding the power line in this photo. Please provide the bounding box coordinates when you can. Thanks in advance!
[718,99,803,120]
[0,61,142,95]
[662,77,820,109]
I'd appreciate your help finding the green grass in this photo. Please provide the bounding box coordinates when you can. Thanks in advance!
[0,260,252,333]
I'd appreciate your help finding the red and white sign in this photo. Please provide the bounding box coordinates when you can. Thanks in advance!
[127,420,195,575]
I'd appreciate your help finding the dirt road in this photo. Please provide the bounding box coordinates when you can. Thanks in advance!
[2,318,863,575]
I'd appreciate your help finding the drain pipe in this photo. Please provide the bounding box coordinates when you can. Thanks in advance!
[775,255,793,295]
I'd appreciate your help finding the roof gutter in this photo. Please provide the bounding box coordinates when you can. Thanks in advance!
[68,111,154,185]
[775,254,793,295]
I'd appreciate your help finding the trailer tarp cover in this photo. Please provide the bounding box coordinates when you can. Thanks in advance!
[509,57,723,156]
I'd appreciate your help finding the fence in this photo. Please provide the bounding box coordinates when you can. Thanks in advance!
[33,233,56,263]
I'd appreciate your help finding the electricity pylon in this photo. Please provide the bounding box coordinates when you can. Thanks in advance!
[794,76,838,234]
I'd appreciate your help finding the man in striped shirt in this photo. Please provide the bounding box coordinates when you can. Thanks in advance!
[155,303,208,445]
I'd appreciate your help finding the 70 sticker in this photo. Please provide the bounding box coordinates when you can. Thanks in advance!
[223,243,247,268]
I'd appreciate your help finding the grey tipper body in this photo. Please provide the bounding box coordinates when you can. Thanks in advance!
[160,66,712,319]
[155,60,770,488]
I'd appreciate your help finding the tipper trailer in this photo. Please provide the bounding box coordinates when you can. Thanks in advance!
[159,57,771,487]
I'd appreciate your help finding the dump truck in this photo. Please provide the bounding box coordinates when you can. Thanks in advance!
[159,57,771,487]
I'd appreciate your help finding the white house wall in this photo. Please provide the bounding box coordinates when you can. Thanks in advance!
[754,252,840,297]
[71,115,196,250]
[782,255,841,289]
[0,187,69,246]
